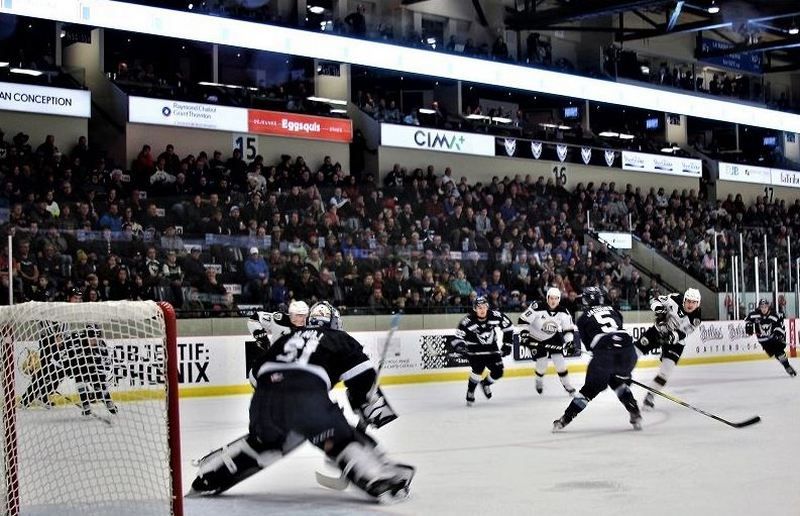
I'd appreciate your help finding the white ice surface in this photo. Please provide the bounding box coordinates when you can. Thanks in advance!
[181,359,800,516]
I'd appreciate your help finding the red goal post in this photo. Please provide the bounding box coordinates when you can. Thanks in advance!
[1,301,182,516]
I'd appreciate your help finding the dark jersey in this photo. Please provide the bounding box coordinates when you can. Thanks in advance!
[452,310,514,356]
[37,326,67,369]
[576,305,631,351]
[250,326,374,394]
[65,331,111,384]
[745,309,785,343]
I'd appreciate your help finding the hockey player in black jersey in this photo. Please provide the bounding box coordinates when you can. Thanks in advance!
[189,300,414,502]
[518,287,577,396]
[451,296,515,406]
[20,321,69,408]
[553,287,642,431]
[635,288,702,409]
[66,323,117,416]
[745,299,796,377]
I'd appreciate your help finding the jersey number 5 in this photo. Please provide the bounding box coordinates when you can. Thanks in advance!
[593,313,618,333]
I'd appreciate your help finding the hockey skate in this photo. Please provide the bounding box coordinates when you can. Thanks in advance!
[466,390,475,406]
[552,415,572,432]
[535,377,543,395]
[564,386,577,398]
[629,410,643,431]
[642,393,655,410]
[480,380,493,399]
[786,364,797,377]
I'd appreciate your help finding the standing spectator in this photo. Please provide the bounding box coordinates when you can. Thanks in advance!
[244,247,269,303]
[345,4,367,36]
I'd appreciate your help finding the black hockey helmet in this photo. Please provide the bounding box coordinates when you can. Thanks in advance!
[758,298,770,307]
[473,296,489,309]
[68,287,83,302]
[581,287,605,307]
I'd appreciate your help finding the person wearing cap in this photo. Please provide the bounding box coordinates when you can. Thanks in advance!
[745,299,796,377]
[244,247,269,303]
[635,288,703,409]
[67,287,84,303]
[451,296,515,406]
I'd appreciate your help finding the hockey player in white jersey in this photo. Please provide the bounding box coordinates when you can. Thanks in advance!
[745,299,796,377]
[247,304,302,344]
[635,288,702,409]
[518,287,577,396]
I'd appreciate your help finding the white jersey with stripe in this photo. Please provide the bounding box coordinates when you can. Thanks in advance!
[252,310,295,343]
[518,301,575,343]
[652,293,701,343]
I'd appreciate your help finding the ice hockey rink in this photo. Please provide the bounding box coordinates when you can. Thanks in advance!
[181,358,799,516]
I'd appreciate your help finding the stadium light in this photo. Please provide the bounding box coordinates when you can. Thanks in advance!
[309,6,325,14]
[0,62,9,67]
[492,117,512,124]
[789,23,799,36]
[418,108,436,114]
[10,68,43,76]
[707,1,720,14]
[599,131,620,137]
[466,114,490,120]
[618,133,635,140]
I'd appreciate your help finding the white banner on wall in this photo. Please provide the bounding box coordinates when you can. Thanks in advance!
[717,162,772,185]
[621,151,702,178]
[719,161,800,189]
[129,96,248,132]
[596,232,633,249]
[0,81,91,118]
[381,124,495,157]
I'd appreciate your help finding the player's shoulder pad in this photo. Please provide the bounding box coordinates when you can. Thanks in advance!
[459,315,472,326]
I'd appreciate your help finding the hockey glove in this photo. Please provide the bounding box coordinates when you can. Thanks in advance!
[501,344,512,357]
[452,341,468,355]
[744,322,754,336]
[562,332,576,355]
[518,330,534,348]
[356,388,398,429]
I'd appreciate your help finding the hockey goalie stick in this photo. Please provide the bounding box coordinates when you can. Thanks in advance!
[627,378,761,428]
[316,312,403,491]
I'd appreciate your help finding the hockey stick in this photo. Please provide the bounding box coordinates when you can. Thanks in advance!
[316,312,403,491]
[56,389,114,426]
[627,378,761,429]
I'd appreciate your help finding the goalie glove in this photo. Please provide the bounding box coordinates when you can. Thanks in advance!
[355,388,398,429]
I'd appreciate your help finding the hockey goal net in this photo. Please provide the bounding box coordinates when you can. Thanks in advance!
[1,301,182,516]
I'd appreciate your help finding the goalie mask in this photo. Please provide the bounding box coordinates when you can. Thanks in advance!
[308,301,343,330]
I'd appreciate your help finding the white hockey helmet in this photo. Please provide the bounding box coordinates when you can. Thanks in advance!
[288,300,310,316]
[684,288,701,304]
[546,287,562,301]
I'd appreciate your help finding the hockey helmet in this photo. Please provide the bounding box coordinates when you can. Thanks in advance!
[683,288,701,313]
[308,301,343,330]
[288,300,310,316]
[581,287,605,307]
[473,296,489,309]
[68,288,83,302]
[758,298,770,307]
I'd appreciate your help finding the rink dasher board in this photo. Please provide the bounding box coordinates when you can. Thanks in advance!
[8,321,794,399]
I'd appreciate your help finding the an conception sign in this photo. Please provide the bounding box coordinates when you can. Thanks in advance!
[0,82,91,117]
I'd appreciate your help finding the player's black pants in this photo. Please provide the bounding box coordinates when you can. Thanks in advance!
[249,370,355,458]
[759,337,786,358]
[468,354,504,380]
[579,345,638,400]
[21,364,66,406]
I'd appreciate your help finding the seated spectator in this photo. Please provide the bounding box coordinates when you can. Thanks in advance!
[244,247,269,302]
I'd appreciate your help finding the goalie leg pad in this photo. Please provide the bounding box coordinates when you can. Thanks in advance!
[336,441,415,501]
[190,434,294,495]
